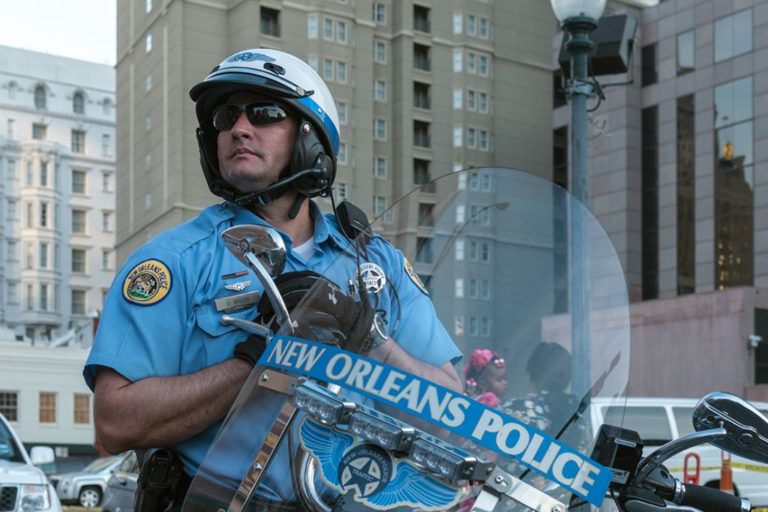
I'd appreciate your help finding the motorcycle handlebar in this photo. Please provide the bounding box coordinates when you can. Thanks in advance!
[676,483,750,512]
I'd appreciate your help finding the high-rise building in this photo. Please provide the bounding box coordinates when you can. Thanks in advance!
[553,0,768,399]
[0,46,116,343]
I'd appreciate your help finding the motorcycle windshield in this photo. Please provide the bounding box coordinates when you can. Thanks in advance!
[182,167,630,512]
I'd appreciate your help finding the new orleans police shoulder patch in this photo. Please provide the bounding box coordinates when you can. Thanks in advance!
[122,259,172,306]
[404,257,429,295]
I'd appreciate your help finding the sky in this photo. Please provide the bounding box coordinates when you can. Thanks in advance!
[0,0,116,65]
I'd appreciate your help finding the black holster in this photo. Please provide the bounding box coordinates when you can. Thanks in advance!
[134,448,186,512]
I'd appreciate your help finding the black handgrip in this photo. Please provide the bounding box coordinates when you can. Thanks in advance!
[679,484,749,512]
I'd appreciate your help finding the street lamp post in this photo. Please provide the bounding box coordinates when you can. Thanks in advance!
[551,0,605,400]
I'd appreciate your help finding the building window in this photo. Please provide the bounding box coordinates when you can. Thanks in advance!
[6,118,15,139]
[414,4,430,33]
[453,88,462,110]
[373,118,387,140]
[337,143,348,165]
[414,44,431,71]
[641,44,657,87]
[714,77,754,289]
[373,80,387,102]
[372,2,387,24]
[102,211,112,231]
[32,123,47,140]
[145,0,152,13]
[72,248,86,274]
[453,50,462,72]
[414,158,432,189]
[469,204,491,225]
[40,161,48,187]
[72,169,86,194]
[103,98,114,116]
[144,74,152,92]
[102,249,112,270]
[74,394,90,424]
[418,203,434,226]
[103,172,112,192]
[39,242,48,268]
[337,20,348,43]
[677,30,694,75]
[414,121,430,148]
[373,195,394,223]
[102,134,112,156]
[334,103,347,126]
[8,200,17,220]
[39,392,56,423]
[40,202,49,228]
[25,242,34,269]
[26,283,34,310]
[373,157,387,178]
[260,7,280,37]
[73,91,85,114]
[454,316,464,336]
[677,95,695,295]
[145,33,153,52]
[373,40,387,63]
[34,85,46,109]
[416,237,433,263]
[642,106,659,300]
[453,126,462,147]
[455,278,464,298]
[26,161,33,185]
[308,15,318,38]
[0,392,18,421]
[467,15,490,38]
[715,9,752,62]
[40,283,49,311]
[414,82,430,109]
[71,130,86,154]
[25,202,33,228]
[72,289,87,315]
[72,209,87,234]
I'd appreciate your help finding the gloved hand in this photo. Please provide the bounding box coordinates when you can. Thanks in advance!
[233,333,268,366]
[258,271,375,354]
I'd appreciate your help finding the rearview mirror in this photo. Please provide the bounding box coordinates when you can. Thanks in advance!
[693,391,768,464]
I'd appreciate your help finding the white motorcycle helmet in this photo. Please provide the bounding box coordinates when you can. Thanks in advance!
[189,49,341,211]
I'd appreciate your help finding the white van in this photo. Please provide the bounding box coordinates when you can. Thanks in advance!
[0,412,62,512]
[590,397,768,507]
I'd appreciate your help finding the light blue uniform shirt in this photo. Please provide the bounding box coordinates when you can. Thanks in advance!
[84,201,461,493]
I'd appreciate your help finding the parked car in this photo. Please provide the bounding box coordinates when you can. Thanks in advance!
[55,453,127,508]
[0,411,61,512]
[591,397,768,507]
[101,451,139,512]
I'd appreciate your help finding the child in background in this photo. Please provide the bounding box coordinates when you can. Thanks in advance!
[463,348,508,407]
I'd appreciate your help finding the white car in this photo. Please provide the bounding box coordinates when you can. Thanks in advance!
[55,454,127,508]
[0,412,61,512]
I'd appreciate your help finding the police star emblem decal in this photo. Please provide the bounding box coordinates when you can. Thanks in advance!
[299,417,461,510]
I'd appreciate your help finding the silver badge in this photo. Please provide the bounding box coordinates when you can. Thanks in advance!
[225,280,251,292]
[355,263,386,294]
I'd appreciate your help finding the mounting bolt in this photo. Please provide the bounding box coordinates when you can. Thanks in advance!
[552,506,564,512]
[261,372,270,382]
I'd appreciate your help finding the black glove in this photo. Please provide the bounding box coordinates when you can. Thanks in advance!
[233,333,268,366]
[257,271,375,353]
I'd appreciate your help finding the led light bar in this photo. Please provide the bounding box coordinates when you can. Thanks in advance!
[409,438,494,483]
[291,383,355,425]
[349,410,416,452]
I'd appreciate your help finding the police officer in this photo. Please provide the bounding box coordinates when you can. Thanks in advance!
[84,49,463,508]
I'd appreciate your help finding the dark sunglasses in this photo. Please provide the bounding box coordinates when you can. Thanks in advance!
[212,102,289,131]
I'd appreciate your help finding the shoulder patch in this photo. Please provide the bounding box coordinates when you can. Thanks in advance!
[122,259,172,305]
[403,257,429,295]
